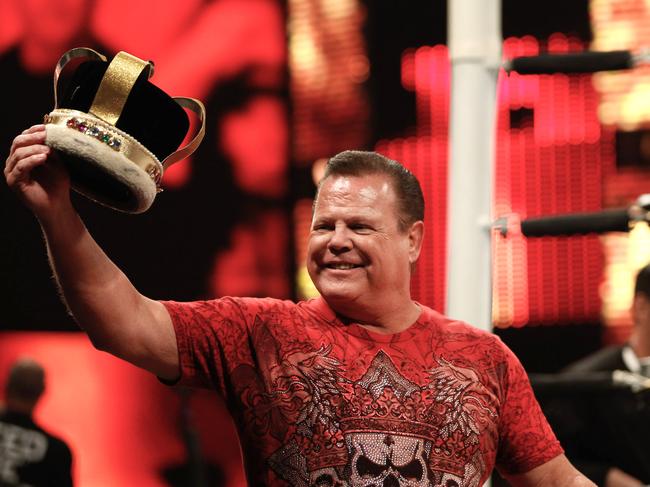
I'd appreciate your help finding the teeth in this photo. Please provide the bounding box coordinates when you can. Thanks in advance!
[328,263,358,270]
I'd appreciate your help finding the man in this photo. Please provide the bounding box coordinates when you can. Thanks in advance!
[559,263,650,487]
[5,126,593,485]
[564,264,650,377]
[0,358,73,487]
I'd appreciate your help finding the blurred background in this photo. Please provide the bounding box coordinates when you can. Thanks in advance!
[0,0,649,485]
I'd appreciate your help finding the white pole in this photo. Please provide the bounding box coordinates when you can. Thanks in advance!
[446,0,502,332]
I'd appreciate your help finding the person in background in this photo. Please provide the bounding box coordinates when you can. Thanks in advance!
[561,263,650,487]
[0,357,73,487]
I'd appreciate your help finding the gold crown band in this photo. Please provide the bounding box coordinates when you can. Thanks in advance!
[44,108,163,188]
[90,51,154,126]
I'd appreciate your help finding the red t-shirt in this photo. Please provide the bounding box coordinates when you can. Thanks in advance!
[163,297,562,486]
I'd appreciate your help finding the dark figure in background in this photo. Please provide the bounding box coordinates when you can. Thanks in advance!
[560,263,650,487]
[5,131,595,485]
[0,358,73,487]
[564,263,650,377]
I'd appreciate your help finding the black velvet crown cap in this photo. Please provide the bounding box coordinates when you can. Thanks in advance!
[44,47,205,213]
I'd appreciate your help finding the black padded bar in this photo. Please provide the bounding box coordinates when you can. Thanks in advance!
[521,208,630,237]
[530,371,650,394]
[506,50,633,74]
[530,372,619,393]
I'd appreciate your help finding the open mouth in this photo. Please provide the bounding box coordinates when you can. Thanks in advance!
[325,263,362,270]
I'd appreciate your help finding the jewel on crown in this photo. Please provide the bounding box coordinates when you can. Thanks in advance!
[66,117,122,152]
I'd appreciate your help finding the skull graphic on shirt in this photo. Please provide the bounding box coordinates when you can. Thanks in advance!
[346,432,432,487]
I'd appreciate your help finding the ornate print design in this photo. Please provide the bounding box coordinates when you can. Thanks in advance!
[256,342,498,487]
[167,298,563,486]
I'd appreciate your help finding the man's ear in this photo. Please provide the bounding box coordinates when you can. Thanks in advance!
[408,220,425,265]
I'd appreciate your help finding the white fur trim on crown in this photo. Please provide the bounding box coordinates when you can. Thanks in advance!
[45,124,158,213]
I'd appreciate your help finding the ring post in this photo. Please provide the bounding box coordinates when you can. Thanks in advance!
[446,0,501,333]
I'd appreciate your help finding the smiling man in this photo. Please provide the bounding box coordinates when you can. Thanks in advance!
[5,132,593,485]
[307,163,423,333]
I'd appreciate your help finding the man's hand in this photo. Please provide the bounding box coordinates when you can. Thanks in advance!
[605,467,645,487]
[4,125,72,220]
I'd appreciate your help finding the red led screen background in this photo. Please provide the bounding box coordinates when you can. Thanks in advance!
[371,36,610,327]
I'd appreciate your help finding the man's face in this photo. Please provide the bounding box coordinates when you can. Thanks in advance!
[307,173,421,314]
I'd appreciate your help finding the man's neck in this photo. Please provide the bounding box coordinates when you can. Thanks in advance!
[334,299,422,335]
[5,398,36,416]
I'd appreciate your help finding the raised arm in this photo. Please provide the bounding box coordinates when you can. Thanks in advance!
[4,125,179,380]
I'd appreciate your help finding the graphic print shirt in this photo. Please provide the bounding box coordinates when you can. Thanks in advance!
[163,297,562,486]
[0,411,73,487]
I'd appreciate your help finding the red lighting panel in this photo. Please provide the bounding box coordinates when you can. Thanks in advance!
[378,36,614,327]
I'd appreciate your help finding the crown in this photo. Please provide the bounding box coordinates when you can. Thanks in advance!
[43,47,205,213]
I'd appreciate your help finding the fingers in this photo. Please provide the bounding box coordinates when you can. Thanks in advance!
[5,126,51,185]
[5,142,51,176]
[8,125,47,158]
[4,126,71,212]
[22,124,46,135]
[4,151,50,187]
[6,125,48,171]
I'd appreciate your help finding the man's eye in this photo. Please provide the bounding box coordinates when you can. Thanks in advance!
[351,225,371,232]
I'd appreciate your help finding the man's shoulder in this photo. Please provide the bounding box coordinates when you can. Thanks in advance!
[0,410,37,430]
[163,296,329,325]
[164,296,297,313]
[419,305,500,339]
[41,430,73,458]
[417,306,511,362]
[225,296,333,317]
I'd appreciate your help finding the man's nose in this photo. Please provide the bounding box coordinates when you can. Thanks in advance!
[327,225,352,253]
